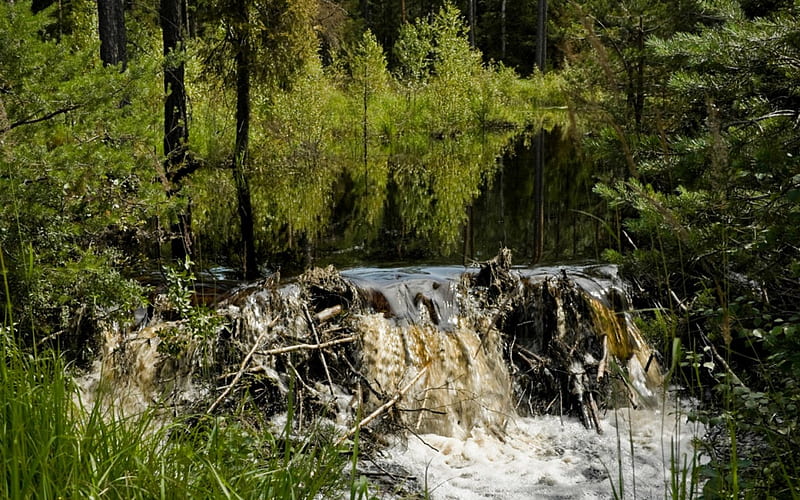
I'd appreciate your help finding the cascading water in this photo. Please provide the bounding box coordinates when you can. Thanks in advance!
[78,251,703,498]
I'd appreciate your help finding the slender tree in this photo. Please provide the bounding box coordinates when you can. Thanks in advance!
[500,0,506,58]
[161,0,198,259]
[231,0,257,278]
[531,0,546,263]
[199,0,318,278]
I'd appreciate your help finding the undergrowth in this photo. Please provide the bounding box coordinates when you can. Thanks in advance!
[0,254,370,499]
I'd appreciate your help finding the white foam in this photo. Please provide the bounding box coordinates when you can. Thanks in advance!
[387,401,705,499]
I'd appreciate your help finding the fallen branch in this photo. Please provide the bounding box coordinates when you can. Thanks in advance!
[588,392,603,435]
[255,335,357,356]
[597,335,609,381]
[336,366,429,447]
[207,316,280,414]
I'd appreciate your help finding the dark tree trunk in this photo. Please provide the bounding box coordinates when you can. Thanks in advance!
[98,0,128,70]
[161,0,193,259]
[233,3,257,279]
[536,0,547,72]
[532,130,545,264]
[501,0,507,59]
[532,0,547,264]
[468,0,476,47]
[161,0,187,166]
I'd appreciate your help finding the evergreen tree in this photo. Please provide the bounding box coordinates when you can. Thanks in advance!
[578,1,800,494]
[0,1,162,349]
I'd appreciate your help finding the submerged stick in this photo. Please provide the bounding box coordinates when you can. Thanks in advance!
[597,335,609,381]
[207,316,280,414]
[588,392,603,435]
[336,366,429,447]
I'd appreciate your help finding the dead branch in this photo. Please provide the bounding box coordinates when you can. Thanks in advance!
[588,392,603,434]
[336,366,429,447]
[255,335,357,356]
[207,316,280,414]
[597,335,609,381]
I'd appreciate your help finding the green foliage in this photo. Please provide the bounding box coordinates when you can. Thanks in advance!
[195,0,318,91]
[157,257,222,366]
[571,0,800,496]
[0,330,351,499]
[0,1,164,349]
[185,3,557,265]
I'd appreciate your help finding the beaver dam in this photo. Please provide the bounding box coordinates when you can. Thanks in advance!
[79,250,702,498]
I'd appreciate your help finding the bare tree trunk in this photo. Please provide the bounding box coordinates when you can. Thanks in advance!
[532,0,547,264]
[233,0,257,279]
[536,0,547,72]
[532,131,544,264]
[162,0,187,166]
[468,0,476,48]
[501,0,506,59]
[98,0,127,70]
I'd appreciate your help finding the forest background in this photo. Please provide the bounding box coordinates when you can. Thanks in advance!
[1,0,799,497]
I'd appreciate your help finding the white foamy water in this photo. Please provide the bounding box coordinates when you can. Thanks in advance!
[387,401,704,499]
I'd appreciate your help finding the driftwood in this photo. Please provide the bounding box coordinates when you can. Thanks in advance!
[254,335,357,356]
[314,304,343,323]
[151,249,655,439]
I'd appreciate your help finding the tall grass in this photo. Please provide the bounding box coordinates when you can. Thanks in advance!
[1,253,358,499]
[0,331,356,498]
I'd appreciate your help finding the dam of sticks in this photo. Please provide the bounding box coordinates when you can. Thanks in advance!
[80,250,699,498]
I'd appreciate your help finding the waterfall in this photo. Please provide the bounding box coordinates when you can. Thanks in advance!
[78,252,702,498]
[81,254,663,428]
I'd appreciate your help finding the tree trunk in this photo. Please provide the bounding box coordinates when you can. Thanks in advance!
[532,0,547,263]
[162,0,187,167]
[501,0,506,59]
[536,0,547,72]
[161,0,193,259]
[233,2,257,279]
[468,0,476,48]
[532,130,544,264]
[98,0,127,70]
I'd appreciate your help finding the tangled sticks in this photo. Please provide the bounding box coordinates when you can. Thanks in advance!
[110,250,661,438]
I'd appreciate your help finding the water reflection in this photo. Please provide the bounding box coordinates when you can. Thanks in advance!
[320,126,608,267]
[472,127,609,264]
[191,122,608,271]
